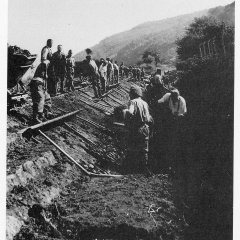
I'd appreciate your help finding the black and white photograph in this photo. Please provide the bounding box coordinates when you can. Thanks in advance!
[2,0,237,239]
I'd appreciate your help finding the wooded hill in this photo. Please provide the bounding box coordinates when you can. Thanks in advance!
[74,2,234,66]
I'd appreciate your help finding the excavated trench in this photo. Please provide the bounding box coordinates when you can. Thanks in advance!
[7,79,186,240]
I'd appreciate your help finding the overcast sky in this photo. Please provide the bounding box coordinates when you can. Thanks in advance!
[8,0,233,57]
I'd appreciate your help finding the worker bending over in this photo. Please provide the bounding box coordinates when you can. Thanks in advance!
[158,89,187,172]
[123,85,153,174]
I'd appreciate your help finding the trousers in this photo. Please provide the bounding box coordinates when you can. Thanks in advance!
[30,81,51,115]
[124,124,150,173]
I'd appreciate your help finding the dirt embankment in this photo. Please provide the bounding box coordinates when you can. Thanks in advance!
[7,80,186,240]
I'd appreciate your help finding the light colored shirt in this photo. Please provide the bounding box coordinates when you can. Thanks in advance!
[41,46,52,64]
[124,97,152,127]
[99,63,107,78]
[158,93,187,116]
[113,63,119,71]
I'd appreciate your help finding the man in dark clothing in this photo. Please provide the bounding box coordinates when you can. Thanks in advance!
[52,45,66,94]
[123,85,153,174]
[65,49,75,92]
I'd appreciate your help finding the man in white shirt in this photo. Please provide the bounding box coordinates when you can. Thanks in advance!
[158,89,187,116]
[157,88,187,173]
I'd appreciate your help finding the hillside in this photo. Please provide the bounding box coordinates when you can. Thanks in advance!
[74,2,234,66]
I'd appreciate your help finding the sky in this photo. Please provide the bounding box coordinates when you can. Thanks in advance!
[8,0,233,57]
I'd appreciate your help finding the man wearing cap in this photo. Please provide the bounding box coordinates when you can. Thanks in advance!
[65,50,75,92]
[99,58,107,93]
[52,45,66,94]
[123,85,153,174]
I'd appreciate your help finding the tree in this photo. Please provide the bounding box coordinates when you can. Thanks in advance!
[176,16,233,60]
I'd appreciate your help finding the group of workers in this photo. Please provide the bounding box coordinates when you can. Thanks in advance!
[84,48,121,99]
[122,68,187,174]
[30,39,75,123]
[29,39,187,175]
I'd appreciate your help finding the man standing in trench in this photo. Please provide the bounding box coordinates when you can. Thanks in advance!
[123,85,153,174]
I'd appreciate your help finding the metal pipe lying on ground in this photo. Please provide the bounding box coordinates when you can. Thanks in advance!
[19,110,80,135]
[38,130,122,178]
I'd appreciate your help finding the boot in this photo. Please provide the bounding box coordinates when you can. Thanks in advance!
[32,113,42,124]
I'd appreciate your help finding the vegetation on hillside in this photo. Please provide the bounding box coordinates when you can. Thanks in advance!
[74,10,208,65]
[166,13,234,240]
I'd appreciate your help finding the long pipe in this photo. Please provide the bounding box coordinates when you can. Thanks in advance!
[38,130,122,178]
[20,110,80,134]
